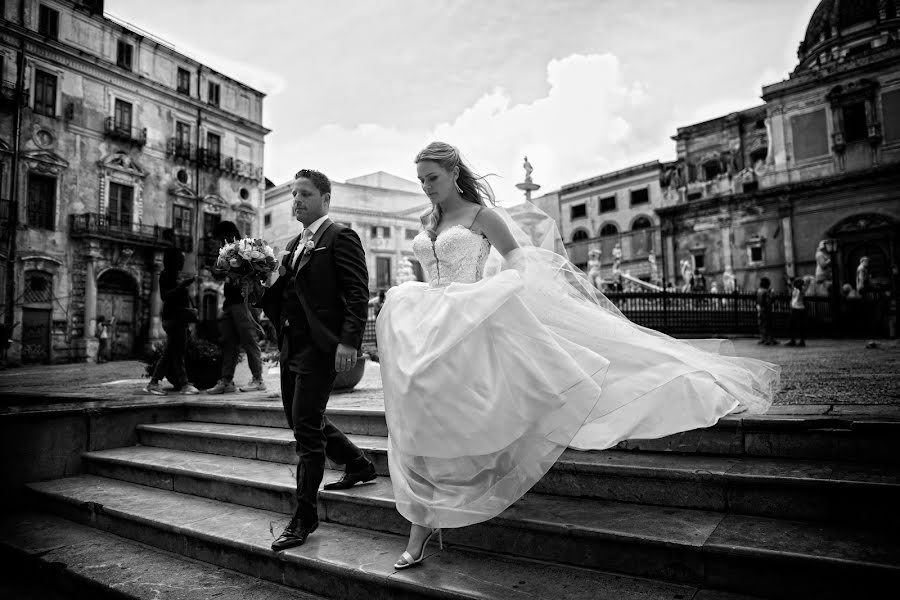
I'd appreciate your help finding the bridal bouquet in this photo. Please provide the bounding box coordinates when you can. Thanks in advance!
[213,237,278,304]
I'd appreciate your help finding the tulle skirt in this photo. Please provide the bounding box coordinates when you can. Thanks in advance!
[376,248,779,528]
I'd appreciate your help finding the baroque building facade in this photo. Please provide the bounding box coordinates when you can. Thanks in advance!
[656,0,900,295]
[561,0,899,307]
[0,0,268,363]
[559,161,665,287]
[263,171,429,294]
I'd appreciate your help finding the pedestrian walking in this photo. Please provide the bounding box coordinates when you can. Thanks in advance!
[756,277,778,345]
[787,277,810,347]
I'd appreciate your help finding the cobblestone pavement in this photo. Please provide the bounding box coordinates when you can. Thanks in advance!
[0,338,897,412]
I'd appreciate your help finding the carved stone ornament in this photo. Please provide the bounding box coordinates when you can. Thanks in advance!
[98,151,147,179]
[21,149,69,175]
[831,213,895,235]
[33,128,55,149]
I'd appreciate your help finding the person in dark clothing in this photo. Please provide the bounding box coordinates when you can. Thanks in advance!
[205,221,266,394]
[756,277,778,346]
[145,247,200,395]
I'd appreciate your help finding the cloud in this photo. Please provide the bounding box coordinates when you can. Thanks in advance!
[267,53,674,197]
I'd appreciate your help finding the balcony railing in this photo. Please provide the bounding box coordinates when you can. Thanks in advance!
[196,147,263,182]
[166,139,196,162]
[70,213,176,248]
[0,81,29,107]
[104,117,147,147]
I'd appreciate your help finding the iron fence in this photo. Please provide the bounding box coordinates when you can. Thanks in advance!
[604,290,891,338]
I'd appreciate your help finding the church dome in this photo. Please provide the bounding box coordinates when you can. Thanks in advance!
[797,0,899,70]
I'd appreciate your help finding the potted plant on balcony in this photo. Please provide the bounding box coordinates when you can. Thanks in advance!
[144,335,241,390]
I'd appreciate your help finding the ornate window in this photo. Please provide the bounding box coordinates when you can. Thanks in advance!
[23,270,52,304]
[571,229,589,242]
[26,172,55,230]
[33,69,57,117]
[107,182,134,227]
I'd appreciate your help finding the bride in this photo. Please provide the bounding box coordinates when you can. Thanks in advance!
[376,141,779,570]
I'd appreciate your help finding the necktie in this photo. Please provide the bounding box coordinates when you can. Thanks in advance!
[292,228,312,269]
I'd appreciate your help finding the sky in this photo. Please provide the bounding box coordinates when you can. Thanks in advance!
[107,0,821,198]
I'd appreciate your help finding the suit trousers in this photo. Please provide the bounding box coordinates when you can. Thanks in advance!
[280,333,367,524]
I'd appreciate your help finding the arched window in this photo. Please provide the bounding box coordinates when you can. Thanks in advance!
[571,229,589,242]
[599,223,618,237]
[631,216,652,230]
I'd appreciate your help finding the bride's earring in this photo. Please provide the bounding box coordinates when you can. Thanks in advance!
[455,180,463,195]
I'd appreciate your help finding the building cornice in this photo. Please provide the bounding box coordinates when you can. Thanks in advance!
[656,166,900,219]
[0,24,270,137]
[561,161,661,195]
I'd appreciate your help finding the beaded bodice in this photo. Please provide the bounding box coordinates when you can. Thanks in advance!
[412,225,492,286]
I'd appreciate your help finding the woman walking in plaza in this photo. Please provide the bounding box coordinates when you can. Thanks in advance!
[376,141,780,570]
[144,247,199,396]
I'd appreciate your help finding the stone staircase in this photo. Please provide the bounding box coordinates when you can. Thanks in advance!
[4,399,900,599]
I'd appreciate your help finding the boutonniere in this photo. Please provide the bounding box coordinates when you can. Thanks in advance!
[301,239,316,257]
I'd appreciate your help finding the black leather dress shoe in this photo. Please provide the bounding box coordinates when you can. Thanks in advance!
[323,462,376,490]
[271,518,318,551]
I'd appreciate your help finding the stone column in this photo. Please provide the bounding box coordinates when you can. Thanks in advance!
[780,199,795,280]
[80,247,101,362]
[149,253,163,342]
[721,223,734,273]
[663,223,677,285]
[84,258,97,339]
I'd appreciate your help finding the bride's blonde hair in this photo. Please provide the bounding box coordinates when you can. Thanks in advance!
[415,142,495,233]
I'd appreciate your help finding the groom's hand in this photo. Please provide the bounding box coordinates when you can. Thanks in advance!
[335,343,358,372]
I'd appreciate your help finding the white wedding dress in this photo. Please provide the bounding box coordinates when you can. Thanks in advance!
[376,209,779,529]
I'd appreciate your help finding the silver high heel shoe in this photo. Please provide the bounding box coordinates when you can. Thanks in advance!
[393,528,443,570]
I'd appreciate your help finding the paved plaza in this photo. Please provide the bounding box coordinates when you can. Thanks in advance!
[1,338,897,413]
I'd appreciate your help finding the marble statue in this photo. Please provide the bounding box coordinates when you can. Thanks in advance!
[523,156,534,183]
[648,251,660,285]
[814,240,832,296]
[611,243,622,274]
[587,248,603,289]
[856,256,870,294]
[680,259,693,293]
[722,265,736,293]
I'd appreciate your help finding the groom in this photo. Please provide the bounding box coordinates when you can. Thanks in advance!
[259,168,376,551]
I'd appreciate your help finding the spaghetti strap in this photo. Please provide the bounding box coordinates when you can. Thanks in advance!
[470,206,484,229]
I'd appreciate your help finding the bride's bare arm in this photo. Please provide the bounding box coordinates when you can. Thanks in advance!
[475,208,519,256]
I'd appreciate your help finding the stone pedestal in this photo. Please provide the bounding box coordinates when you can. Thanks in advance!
[74,337,100,363]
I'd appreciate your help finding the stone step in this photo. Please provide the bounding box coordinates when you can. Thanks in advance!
[181,400,900,463]
[0,511,324,600]
[23,474,748,600]
[80,446,900,599]
[136,421,900,525]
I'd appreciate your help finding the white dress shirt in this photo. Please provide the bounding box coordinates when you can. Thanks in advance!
[291,214,329,269]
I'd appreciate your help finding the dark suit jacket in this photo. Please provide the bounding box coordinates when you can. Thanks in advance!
[258,219,369,356]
